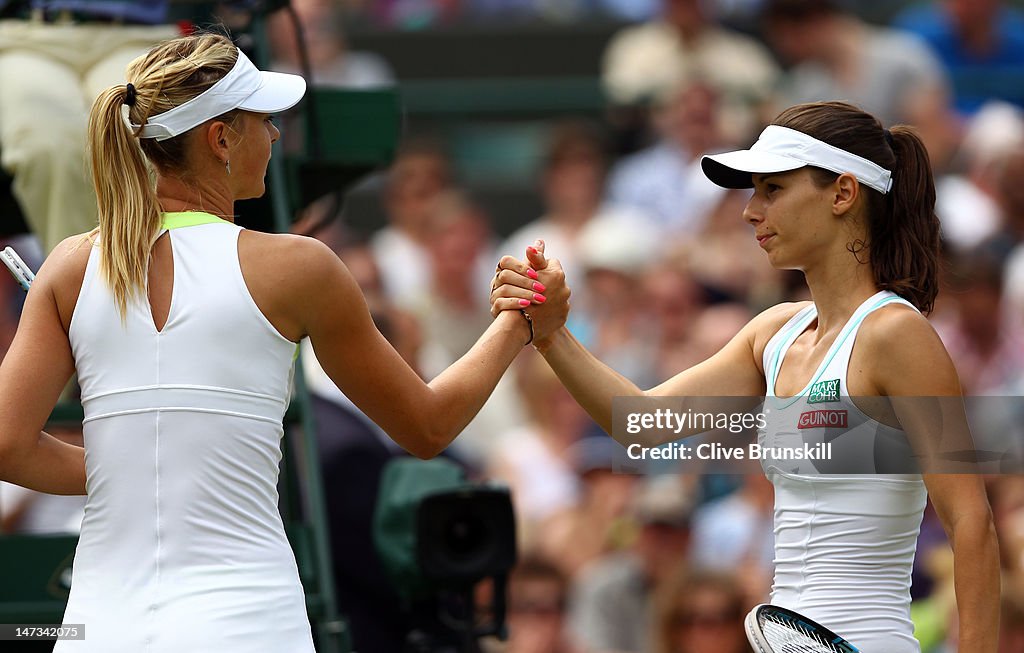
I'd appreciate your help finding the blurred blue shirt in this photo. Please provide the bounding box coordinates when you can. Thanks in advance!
[894,4,1024,114]
[29,0,168,24]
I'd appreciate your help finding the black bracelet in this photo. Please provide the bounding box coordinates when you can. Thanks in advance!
[519,309,534,346]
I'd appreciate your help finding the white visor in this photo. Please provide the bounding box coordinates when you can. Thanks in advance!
[133,48,306,141]
[701,125,893,194]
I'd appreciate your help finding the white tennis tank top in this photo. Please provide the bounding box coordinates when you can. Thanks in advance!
[759,291,928,653]
[56,213,315,652]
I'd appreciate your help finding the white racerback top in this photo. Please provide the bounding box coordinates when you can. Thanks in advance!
[759,291,928,653]
[56,213,315,652]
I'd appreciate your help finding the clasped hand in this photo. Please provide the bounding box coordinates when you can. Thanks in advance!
[489,240,570,347]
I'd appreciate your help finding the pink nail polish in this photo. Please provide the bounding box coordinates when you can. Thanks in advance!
[533,282,546,292]
[526,246,537,256]
[534,294,546,303]
[519,299,531,307]
[527,268,539,280]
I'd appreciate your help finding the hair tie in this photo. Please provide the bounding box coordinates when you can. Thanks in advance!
[125,83,137,107]
[884,128,895,150]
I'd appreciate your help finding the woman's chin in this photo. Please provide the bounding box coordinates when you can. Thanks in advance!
[235,184,266,202]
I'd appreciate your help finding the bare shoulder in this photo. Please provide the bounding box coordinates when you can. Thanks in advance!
[41,232,98,331]
[237,230,351,287]
[858,302,945,356]
[750,301,812,334]
[748,301,812,355]
[237,230,362,341]
[42,233,95,279]
[858,302,959,394]
[237,229,335,265]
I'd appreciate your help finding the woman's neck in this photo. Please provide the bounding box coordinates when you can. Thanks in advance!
[802,255,879,340]
[156,175,235,223]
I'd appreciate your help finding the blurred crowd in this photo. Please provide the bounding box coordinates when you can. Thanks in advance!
[3,0,1024,652]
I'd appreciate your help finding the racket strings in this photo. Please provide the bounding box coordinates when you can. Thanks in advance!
[759,612,848,653]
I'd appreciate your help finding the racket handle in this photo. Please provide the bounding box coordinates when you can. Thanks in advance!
[2,246,35,292]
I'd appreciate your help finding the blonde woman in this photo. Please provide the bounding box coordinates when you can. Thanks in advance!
[0,33,563,651]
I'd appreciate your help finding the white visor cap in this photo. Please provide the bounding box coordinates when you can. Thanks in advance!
[701,125,893,194]
[134,48,306,141]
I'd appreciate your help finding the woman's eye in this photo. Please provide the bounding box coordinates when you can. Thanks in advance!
[767,184,781,194]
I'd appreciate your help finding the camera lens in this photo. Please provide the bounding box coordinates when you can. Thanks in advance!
[444,513,487,559]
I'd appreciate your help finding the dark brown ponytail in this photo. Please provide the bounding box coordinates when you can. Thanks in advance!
[772,102,941,313]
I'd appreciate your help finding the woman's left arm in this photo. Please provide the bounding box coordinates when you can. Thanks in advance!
[866,307,999,653]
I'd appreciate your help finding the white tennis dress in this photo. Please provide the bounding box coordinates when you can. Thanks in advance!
[55,213,315,652]
[759,291,928,653]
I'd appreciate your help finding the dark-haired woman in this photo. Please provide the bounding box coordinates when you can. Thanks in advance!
[492,102,999,652]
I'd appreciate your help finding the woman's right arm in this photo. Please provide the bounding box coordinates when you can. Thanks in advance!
[282,237,565,459]
[492,249,781,444]
[0,245,86,495]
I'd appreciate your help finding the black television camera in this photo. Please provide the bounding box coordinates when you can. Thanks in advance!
[374,458,517,653]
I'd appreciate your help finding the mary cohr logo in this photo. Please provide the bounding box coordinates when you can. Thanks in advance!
[807,378,840,404]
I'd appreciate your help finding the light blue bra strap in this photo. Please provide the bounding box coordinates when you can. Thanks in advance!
[874,292,920,314]
[766,304,817,395]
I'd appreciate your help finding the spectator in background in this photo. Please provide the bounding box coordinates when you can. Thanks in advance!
[637,257,708,383]
[934,249,1024,395]
[0,1,178,252]
[597,0,660,23]
[998,585,1024,653]
[567,475,693,653]
[410,190,517,463]
[761,0,959,170]
[571,213,663,386]
[366,0,461,29]
[994,146,1024,335]
[267,0,394,89]
[500,120,651,306]
[413,190,498,377]
[489,351,590,547]
[606,78,730,236]
[676,301,754,370]
[602,0,778,143]
[688,470,773,606]
[680,186,793,307]
[894,0,1024,117]
[934,102,1024,253]
[536,436,639,579]
[499,556,579,653]
[371,136,453,310]
[652,567,748,653]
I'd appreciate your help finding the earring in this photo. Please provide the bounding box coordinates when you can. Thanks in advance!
[225,160,231,176]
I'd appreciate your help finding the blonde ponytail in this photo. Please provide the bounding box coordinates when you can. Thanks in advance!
[85,33,239,321]
[87,85,162,321]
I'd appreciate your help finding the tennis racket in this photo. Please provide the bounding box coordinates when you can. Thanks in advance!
[1,246,34,291]
[745,604,860,653]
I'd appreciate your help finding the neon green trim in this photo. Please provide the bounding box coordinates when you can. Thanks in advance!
[161,212,232,230]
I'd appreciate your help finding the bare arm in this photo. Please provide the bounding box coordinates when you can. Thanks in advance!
[867,309,999,653]
[492,248,779,445]
[287,237,542,459]
[0,242,85,495]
